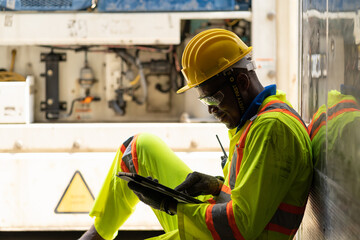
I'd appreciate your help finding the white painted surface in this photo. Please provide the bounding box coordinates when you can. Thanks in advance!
[0,12,251,46]
[252,0,277,87]
[0,75,34,123]
[0,151,224,230]
[0,123,229,152]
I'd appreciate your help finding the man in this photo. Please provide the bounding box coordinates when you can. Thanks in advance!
[80,28,313,240]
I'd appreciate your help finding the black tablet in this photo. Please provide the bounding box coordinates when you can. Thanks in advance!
[117,172,203,204]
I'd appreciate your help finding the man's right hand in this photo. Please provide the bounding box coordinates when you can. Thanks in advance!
[174,171,223,197]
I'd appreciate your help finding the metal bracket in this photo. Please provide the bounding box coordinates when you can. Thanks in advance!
[40,51,67,120]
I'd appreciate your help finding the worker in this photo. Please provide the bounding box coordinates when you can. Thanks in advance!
[80,28,313,240]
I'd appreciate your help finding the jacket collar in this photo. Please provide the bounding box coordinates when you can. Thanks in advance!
[236,84,277,133]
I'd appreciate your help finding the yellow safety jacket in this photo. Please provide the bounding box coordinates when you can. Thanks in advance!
[177,91,313,240]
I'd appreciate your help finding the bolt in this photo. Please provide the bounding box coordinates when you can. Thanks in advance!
[73,140,81,149]
[47,98,53,106]
[14,140,23,150]
[267,70,276,79]
[47,69,53,76]
[190,140,198,149]
[267,12,276,21]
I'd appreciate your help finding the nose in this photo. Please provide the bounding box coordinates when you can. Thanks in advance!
[208,105,219,114]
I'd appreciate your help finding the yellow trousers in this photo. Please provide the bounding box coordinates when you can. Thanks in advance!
[90,133,193,240]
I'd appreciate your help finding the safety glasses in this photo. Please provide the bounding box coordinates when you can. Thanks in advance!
[199,87,225,106]
[198,68,238,106]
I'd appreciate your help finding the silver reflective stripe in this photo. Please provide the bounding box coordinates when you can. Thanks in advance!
[269,208,304,230]
[121,136,137,173]
[229,150,237,189]
[212,202,237,240]
[215,190,231,203]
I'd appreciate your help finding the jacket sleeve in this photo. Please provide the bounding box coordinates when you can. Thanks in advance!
[177,117,307,239]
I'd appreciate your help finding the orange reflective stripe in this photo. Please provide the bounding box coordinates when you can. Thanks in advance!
[259,108,307,131]
[259,100,283,112]
[120,161,130,173]
[258,106,308,132]
[119,145,130,173]
[205,205,221,240]
[266,202,306,236]
[236,122,253,178]
[278,202,306,214]
[265,223,297,236]
[120,144,126,154]
[119,136,135,173]
[205,201,245,240]
[221,184,232,195]
[119,135,140,174]
[227,200,245,240]
[131,134,139,173]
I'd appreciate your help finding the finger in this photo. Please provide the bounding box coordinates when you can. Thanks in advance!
[174,173,199,192]
[128,181,146,193]
[174,175,193,191]
[185,182,209,196]
[146,176,159,183]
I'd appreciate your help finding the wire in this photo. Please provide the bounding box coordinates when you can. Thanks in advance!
[130,74,140,86]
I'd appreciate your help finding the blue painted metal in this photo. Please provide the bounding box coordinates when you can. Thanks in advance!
[97,0,246,12]
[0,0,92,11]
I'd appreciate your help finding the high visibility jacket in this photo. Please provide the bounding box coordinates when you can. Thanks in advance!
[177,90,313,240]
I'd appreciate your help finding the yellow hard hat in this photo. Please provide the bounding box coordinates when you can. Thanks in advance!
[177,28,252,94]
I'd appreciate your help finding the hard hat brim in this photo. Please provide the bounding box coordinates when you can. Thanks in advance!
[176,84,192,94]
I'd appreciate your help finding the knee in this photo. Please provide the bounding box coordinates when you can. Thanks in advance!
[136,133,163,149]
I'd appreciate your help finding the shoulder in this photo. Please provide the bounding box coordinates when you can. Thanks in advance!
[247,113,310,150]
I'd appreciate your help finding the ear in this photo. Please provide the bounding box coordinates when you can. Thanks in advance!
[236,72,250,91]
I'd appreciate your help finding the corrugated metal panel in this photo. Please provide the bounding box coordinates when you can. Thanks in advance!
[299,0,360,238]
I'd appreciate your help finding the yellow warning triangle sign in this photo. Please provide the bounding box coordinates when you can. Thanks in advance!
[55,170,95,213]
